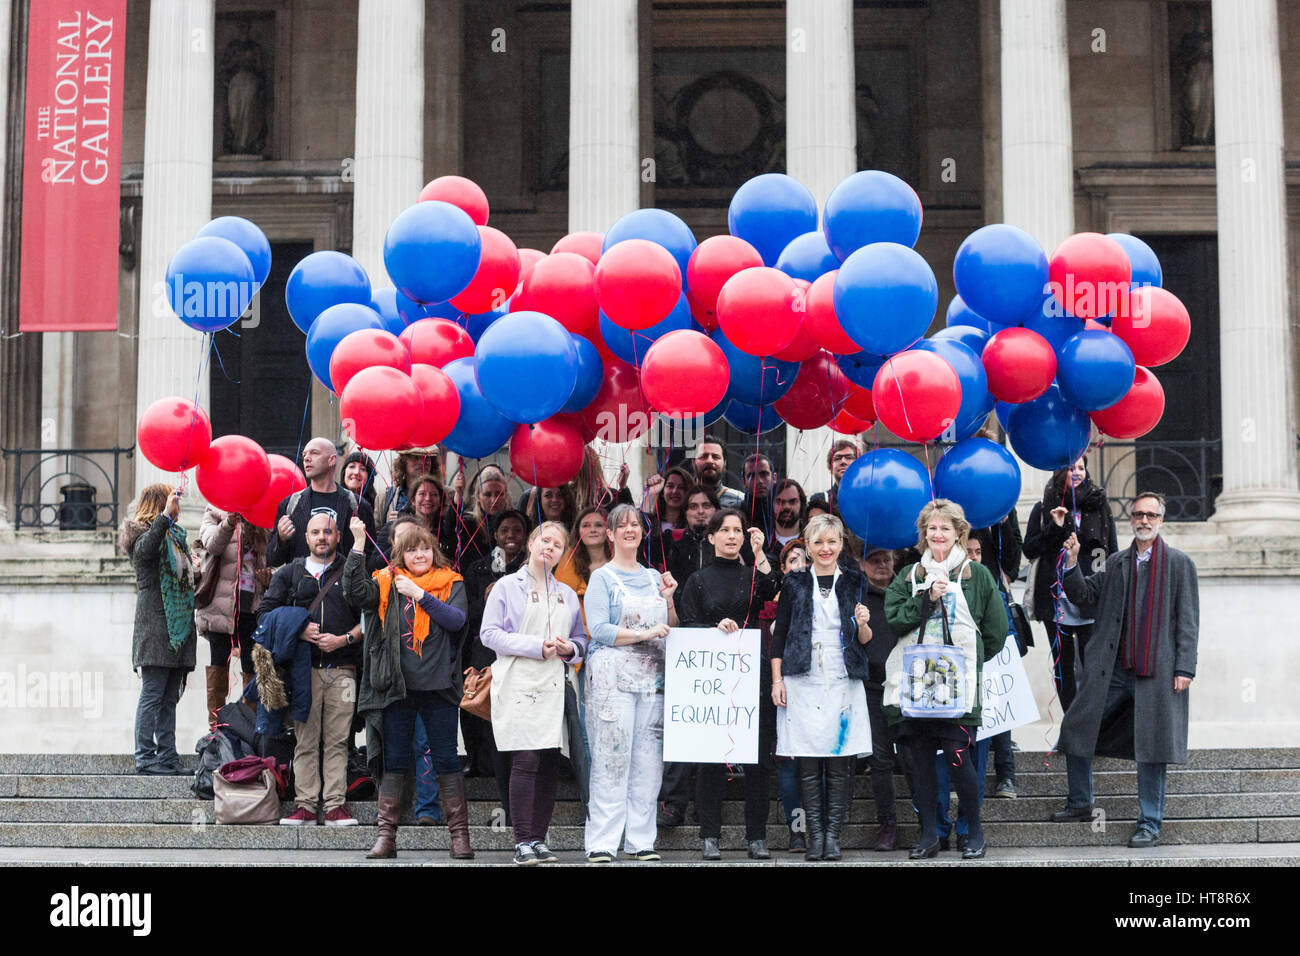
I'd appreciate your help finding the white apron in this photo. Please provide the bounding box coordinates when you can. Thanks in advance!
[490,575,575,756]
[884,560,981,721]
[777,569,873,758]
[604,569,668,695]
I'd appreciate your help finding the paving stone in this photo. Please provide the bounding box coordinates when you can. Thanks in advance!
[1257,818,1300,843]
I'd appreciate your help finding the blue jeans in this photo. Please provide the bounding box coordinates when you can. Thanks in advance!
[1065,667,1168,836]
[412,717,443,821]
[135,666,185,770]
[382,691,460,778]
[936,737,990,839]
[777,760,800,827]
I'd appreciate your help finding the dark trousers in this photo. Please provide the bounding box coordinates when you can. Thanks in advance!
[660,761,693,816]
[206,611,257,673]
[865,684,901,824]
[381,691,459,777]
[134,666,185,770]
[695,762,771,842]
[992,730,1016,783]
[1045,620,1094,710]
[906,732,982,848]
[508,748,561,845]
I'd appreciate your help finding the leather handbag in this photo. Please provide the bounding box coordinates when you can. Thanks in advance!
[192,544,224,610]
[213,759,283,825]
[1022,558,1041,622]
[460,665,492,721]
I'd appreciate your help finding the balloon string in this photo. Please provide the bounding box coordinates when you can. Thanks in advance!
[292,377,313,472]
[209,332,240,385]
[179,332,214,481]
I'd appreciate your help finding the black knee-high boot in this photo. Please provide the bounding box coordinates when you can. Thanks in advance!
[824,757,852,861]
[798,758,826,861]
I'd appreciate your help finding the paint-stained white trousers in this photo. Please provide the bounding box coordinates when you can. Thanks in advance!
[583,650,664,855]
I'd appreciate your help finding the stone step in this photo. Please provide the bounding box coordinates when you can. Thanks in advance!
[0,817,1288,850]
[1,792,1295,825]
[11,767,1300,800]
[1,749,1297,775]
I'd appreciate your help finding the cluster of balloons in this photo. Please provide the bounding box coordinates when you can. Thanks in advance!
[151,170,1190,550]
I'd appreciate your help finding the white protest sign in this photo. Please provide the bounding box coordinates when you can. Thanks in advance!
[977,637,1039,741]
[663,628,760,764]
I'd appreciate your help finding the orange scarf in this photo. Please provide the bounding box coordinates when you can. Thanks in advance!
[374,565,461,658]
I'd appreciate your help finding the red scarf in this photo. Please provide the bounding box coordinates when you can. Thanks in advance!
[1122,536,1166,677]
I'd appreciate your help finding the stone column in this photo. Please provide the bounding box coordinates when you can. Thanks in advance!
[134,0,215,495]
[352,0,424,286]
[570,0,643,490]
[1210,0,1300,528]
[784,0,856,496]
[1000,0,1074,506]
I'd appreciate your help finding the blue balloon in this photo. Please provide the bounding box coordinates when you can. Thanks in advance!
[953,224,1048,326]
[442,357,516,459]
[600,293,694,366]
[728,173,819,268]
[837,350,886,389]
[383,201,482,305]
[823,170,923,262]
[945,294,994,334]
[462,306,506,343]
[913,338,995,440]
[709,329,798,405]
[474,311,578,424]
[722,399,783,434]
[394,288,459,326]
[1106,233,1162,288]
[166,237,256,333]
[603,208,697,285]
[775,230,839,283]
[1024,296,1085,352]
[661,390,731,429]
[368,288,408,337]
[933,324,990,357]
[833,242,937,355]
[1056,330,1136,411]
[286,251,371,334]
[197,217,271,286]
[994,400,1015,432]
[1005,385,1091,471]
[837,449,934,549]
[304,303,385,392]
[933,438,1022,530]
[560,334,605,413]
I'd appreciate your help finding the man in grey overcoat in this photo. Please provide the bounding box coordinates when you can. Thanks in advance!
[1047,491,1200,847]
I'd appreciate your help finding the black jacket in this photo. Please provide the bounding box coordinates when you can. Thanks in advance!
[861,579,893,689]
[265,486,377,568]
[257,554,363,669]
[461,550,526,669]
[771,567,871,680]
[970,510,1023,590]
[1022,481,1118,620]
[677,556,780,631]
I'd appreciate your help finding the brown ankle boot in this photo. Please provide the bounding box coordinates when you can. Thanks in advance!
[367,773,405,859]
[438,772,474,859]
[205,666,228,729]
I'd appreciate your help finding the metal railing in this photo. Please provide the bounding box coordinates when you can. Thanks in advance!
[1095,439,1221,522]
[1,447,135,530]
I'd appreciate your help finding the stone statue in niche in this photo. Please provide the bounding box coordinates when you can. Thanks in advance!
[855,82,882,170]
[1175,14,1214,147]
[218,18,269,157]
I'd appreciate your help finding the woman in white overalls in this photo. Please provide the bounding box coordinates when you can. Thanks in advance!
[581,504,679,863]
[770,514,874,861]
[480,520,589,866]
[883,499,1009,861]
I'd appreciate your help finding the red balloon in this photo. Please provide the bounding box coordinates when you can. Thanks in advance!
[329,328,410,395]
[514,252,599,337]
[841,383,877,424]
[400,318,474,368]
[418,175,489,225]
[774,352,853,430]
[594,239,682,331]
[137,397,212,472]
[339,366,422,451]
[579,356,652,444]
[403,363,461,448]
[982,327,1057,403]
[1112,286,1190,367]
[686,235,764,330]
[196,435,271,514]
[803,270,861,354]
[509,417,586,488]
[828,408,872,436]
[1090,366,1165,439]
[716,267,802,356]
[770,280,820,361]
[551,231,604,265]
[639,330,729,417]
[245,454,307,529]
[1049,232,1132,320]
[449,226,520,314]
[514,248,546,298]
[872,351,962,442]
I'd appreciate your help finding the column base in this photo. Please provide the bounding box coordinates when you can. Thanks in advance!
[1211,488,1300,534]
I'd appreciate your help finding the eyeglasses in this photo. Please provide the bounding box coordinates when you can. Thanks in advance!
[1130,511,1163,521]
[832,454,857,463]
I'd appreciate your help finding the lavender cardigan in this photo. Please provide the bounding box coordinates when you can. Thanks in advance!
[479,567,589,663]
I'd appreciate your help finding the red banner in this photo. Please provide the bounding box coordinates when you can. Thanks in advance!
[19,0,128,332]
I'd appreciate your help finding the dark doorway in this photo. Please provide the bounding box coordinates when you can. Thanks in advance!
[209,240,314,461]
